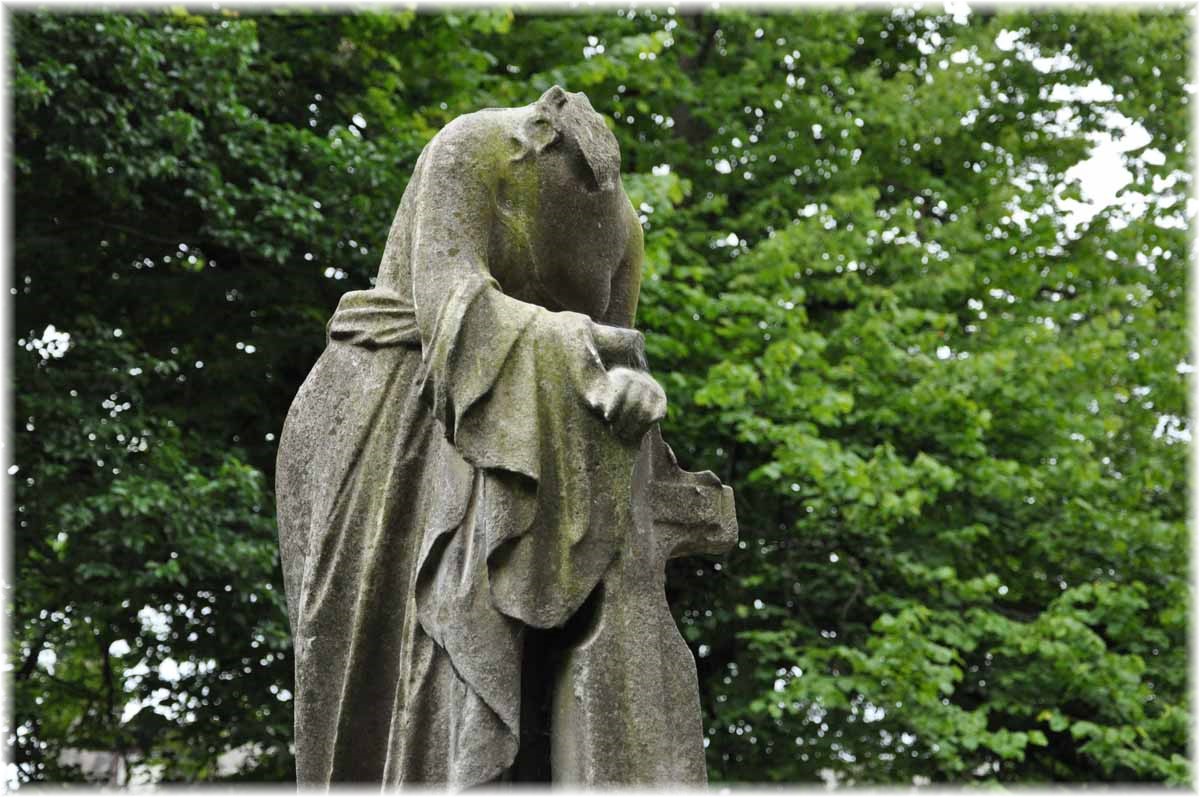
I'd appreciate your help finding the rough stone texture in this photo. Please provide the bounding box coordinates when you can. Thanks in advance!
[551,427,737,785]
[276,86,737,788]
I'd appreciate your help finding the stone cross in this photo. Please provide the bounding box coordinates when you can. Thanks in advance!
[551,426,738,785]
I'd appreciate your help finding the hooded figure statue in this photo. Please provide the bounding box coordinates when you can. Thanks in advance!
[276,87,735,788]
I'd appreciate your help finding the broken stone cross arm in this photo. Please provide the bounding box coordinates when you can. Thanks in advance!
[551,426,738,785]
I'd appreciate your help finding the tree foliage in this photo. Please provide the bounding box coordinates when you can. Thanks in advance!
[10,7,1190,785]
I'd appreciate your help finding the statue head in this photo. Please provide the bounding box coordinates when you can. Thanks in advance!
[488,86,632,316]
[512,85,621,194]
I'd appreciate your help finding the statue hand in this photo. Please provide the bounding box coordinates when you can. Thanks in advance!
[585,366,667,442]
[589,322,647,370]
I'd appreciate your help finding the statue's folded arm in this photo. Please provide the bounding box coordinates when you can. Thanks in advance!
[408,119,613,483]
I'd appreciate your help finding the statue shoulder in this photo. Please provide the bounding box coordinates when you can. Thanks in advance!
[419,109,520,181]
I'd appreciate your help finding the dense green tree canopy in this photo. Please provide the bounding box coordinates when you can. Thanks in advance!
[10,6,1190,785]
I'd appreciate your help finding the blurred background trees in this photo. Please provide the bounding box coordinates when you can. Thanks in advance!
[10,6,1190,785]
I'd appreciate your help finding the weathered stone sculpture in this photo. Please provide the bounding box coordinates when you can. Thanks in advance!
[276,86,737,788]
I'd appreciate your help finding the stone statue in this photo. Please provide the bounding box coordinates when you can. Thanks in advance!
[276,86,737,788]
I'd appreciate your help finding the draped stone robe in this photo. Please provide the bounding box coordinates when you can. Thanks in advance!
[275,88,649,787]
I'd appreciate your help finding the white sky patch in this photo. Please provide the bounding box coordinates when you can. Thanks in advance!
[1050,80,1116,104]
[19,324,71,360]
[1032,50,1075,74]
[583,34,606,59]
[944,0,971,25]
[138,605,171,641]
[995,28,1020,52]
[121,700,142,724]
[159,657,180,682]
[1155,414,1191,444]
[991,28,1181,239]
[1061,111,1153,235]
[1142,148,1166,166]
[123,659,151,692]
